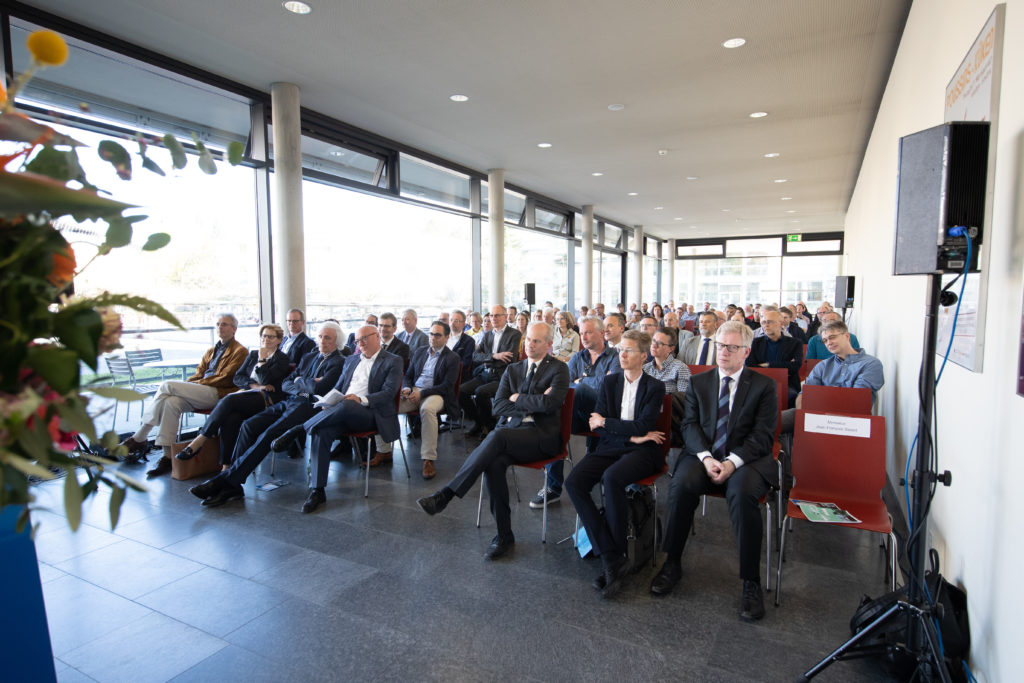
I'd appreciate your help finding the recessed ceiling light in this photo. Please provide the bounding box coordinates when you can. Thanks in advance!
[749,111,768,118]
[780,196,792,201]
[764,152,780,158]
[774,178,788,183]
[791,219,801,223]
[657,149,668,156]
[721,208,731,212]
[722,37,746,49]
[536,142,552,148]
[627,192,638,196]
[449,94,469,102]
[786,210,797,214]
[674,217,683,221]
[608,103,625,111]
[686,176,698,181]
[282,1,311,14]
[591,172,603,177]
[653,206,664,211]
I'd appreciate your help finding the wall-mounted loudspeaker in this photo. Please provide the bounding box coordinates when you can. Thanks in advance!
[524,283,536,306]
[893,121,989,275]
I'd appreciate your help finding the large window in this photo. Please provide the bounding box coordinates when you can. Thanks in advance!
[599,250,623,307]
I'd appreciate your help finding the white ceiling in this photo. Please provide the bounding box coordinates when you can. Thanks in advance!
[19,0,910,241]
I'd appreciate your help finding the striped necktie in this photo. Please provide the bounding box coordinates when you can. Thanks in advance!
[712,376,732,460]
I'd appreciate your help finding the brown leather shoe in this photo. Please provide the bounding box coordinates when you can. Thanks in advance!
[146,456,172,478]
[422,460,436,480]
[364,452,394,468]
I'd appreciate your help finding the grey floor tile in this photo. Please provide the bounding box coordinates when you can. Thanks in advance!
[162,527,303,579]
[169,644,334,683]
[41,575,152,656]
[56,666,99,683]
[37,561,67,584]
[137,566,288,637]
[55,538,205,600]
[250,548,378,605]
[60,612,226,683]
[113,510,216,549]
[34,523,122,565]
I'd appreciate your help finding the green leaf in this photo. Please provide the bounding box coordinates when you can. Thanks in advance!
[0,171,136,220]
[25,346,80,394]
[98,140,132,180]
[0,112,85,147]
[141,232,171,251]
[99,430,121,451]
[227,141,245,166]
[108,485,126,530]
[55,398,98,442]
[25,146,86,183]
[163,133,187,169]
[86,386,147,402]
[104,216,133,248]
[64,470,83,532]
[113,470,147,492]
[53,307,103,371]
[83,293,185,330]
[141,155,166,176]
[2,453,57,481]
[192,134,217,175]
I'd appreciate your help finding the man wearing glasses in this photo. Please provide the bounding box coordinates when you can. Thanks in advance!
[377,312,410,365]
[652,321,778,622]
[271,324,402,513]
[460,305,522,437]
[345,313,378,355]
[281,308,317,364]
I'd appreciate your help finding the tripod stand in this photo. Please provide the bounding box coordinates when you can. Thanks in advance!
[800,274,953,682]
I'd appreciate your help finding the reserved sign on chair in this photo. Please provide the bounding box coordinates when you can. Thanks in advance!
[804,413,871,438]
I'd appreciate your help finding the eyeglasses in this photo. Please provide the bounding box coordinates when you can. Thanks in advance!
[286,318,303,323]
[428,332,446,338]
[618,347,642,355]
[260,334,280,339]
[714,342,748,353]
[651,339,671,348]
[355,332,379,344]
[820,334,843,344]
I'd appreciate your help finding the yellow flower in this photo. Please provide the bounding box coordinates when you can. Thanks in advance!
[26,30,68,67]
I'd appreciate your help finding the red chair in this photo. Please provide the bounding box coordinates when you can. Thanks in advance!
[775,411,896,606]
[686,364,716,377]
[345,391,410,498]
[800,385,872,415]
[683,319,695,332]
[476,388,574,543]
[799,357,821,382]
[627,393,674,567]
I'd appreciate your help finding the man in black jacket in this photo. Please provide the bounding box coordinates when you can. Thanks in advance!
[459,305,522,436]
[747,309,802,407]
[282,308,318,364]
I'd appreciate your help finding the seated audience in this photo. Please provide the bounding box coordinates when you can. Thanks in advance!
[806,311,860,359]
[378,312,410,365]
[346,313,378,354]
[604,312,626,349]
[644,327,691,394]
[281,309,317,363]
[679,311,718,365]
[747,309,803,407]
[399,309,428,351]
[780,306,807,343]
[552,310,581,362]
[467,311,484,336]
[446,309,475,370]
[460,305,522,437]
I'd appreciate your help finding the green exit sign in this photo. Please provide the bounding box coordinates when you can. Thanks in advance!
[786,234,802,242]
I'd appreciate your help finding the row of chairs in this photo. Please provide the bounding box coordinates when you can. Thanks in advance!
[103,349,166,425]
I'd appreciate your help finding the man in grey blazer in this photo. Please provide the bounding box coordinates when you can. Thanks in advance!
[417,322,570,560]
[678,311,718,365]
[399,309,428,352]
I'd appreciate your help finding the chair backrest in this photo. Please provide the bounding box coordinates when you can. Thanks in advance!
[558,388,575,451]
[683,319,695,332]
[747,366,787,440]
[104,356,134,384]
[799,357,821,381]
[686,364,716,377]
[801,385,872,415]
[658,393,673,460]
[792,410,886,501]
[125,348,162,365]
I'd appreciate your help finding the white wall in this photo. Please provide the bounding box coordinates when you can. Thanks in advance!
[843,1,1023,680]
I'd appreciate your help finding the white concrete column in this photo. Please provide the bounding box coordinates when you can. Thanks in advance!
[488,169,504,305]
[581,205,594,309]
[270,82,305,319]
[666,239,675,304]
[631,225,644,306]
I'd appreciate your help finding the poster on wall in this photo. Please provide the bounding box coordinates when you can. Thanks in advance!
[939,4,1004,373]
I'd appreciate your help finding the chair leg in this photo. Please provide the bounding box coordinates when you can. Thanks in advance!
[541,481,548,543]
[397,439,410,479]
[764,501,772,592]
[889,531,898,590]
[651,484,659,567]
[476,476,484,528]
[775,515,789,606]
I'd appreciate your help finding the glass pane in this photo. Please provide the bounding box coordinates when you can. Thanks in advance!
[604,224,623,249]
[399,153,470,210]
[677,243,724,257]
[673,260,696,308]
[787,239,842,253]
[781,255,841,308]
[644,256,659,304]
[299,135,383,186]
[480,182,526,224]
[535,206,567,233]
[303,179,472,328]
[601,251,622,307]
[503,227,569,309]
[690,257,783,309]
[726,237,782,257]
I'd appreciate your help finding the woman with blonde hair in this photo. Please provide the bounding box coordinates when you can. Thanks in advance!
[552,310,581,362]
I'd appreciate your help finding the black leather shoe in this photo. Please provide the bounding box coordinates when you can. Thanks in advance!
[600,554,629,599]
[466,424,483,437]
[146,457,172,478]
[484,535,514,561]
[201,483,244,507]
[592,574,607,591]
[740,580,766,621]
[119,437,149,456]
[271,425,305,452]
[417,490,450,516]
[301,487,326,514]
[175,446,198,461]
[650,561,682,597]
[189,474,227,500]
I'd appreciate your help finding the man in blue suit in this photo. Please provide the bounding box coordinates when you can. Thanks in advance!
[272,324,403,513]
[188,321,346,508]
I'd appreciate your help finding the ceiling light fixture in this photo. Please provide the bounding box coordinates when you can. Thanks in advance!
[657,149,668,156]
[722,37,746,49]
[774,178,788,183]
[674,217,683,221]
[608,103,625,111]
[591,172,603,177]
[764,152,780,158]
[627,192,638,196]
[780,196,792,201]
[282,1,312,14]
[749,111,768,118]
[449,94,469,102]
[721,208,731,212]
[786,210,797,214]
[686,176,698,181]
[536,142,552,148]
[653,206,664,210]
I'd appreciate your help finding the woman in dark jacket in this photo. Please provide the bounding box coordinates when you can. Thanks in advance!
[176,323,291,466]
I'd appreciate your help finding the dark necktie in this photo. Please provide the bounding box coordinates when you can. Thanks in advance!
[698,338,710,365]
[713,376,732,460]
[312,355,326,378]
[522,362,536,393]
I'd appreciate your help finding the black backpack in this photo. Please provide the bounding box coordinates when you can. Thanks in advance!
[624,485,661,574]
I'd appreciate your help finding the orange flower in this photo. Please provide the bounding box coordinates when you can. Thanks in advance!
[26,30,68,67]
[48,245,76,288]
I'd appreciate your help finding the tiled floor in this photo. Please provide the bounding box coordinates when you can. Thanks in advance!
[32,428,902,682]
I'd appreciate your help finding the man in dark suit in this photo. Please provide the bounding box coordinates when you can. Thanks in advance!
[281,308,318,364]
[345,313,378,354]
[747,309,802,407]
[447,309,475,371]
[187,321,347,507]
[565,330,666,598]
[379,320,459,480]
[417,321,570,560]
[459,304,522,436]
[377,312,410,366]
[652,321,778,621]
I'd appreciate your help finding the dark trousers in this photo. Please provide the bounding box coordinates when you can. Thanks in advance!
[446,424,558,539]
[224,399,315,486]
[200,390,273,465]
[303,400,375,488]
[564,446,661,557]
[544,382,599,492]
[459,373,500,427]
[662,454,770,581]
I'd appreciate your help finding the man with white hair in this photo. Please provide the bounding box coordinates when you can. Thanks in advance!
[121,313,248,477]
[399,309,428,352]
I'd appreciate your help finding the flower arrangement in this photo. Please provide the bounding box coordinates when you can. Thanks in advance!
[0,29,242,532]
